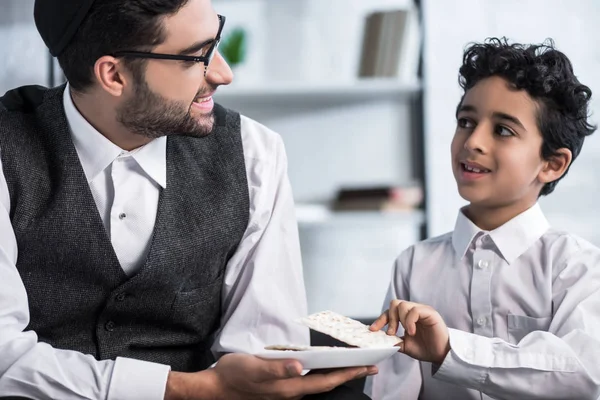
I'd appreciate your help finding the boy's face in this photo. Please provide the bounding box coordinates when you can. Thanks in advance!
[450,76,547,208]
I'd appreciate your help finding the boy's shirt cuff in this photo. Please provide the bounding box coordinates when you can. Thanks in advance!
[432,328,489,390]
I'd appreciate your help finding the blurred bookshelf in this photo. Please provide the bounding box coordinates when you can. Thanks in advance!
[213,79,421,109]
[295,203,425,226]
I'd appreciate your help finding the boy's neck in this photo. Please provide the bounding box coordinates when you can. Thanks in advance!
[463,199,538,231]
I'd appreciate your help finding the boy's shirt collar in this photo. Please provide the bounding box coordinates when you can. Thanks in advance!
[452,203,550,264]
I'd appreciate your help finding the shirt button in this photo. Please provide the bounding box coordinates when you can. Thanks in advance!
[105,321,116,332]
[119,213,127,220]
[116,293,126,302]
[476,317,486,326]
[477,260,489,269]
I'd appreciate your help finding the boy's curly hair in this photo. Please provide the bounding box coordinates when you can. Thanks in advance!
[458,37,596,196]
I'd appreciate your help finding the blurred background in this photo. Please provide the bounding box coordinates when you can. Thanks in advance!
[2,0,600,322]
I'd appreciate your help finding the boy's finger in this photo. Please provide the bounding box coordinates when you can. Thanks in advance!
[370,311,389,331]
[387,299,409,334]
[405,306,421,336]
[387,308,399,335]
[397,301,415,333]
[399,336,419,358]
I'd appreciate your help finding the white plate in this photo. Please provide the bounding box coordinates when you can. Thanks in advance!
[254,347,399,370]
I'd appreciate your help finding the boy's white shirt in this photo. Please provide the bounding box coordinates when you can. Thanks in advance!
[367,203,600,400]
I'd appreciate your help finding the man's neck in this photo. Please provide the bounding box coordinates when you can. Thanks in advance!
[70,89,152,151]
[464,198,538,231]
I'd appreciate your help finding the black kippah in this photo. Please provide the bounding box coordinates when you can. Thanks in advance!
[34,0,97,57]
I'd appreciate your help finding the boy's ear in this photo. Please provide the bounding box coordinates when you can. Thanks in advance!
[538,148,572,184]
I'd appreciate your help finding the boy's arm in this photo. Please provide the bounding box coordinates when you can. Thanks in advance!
[367,248,423,400]
[433,244,600,400]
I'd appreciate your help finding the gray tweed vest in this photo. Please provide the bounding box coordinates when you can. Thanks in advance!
[0,85,249,372]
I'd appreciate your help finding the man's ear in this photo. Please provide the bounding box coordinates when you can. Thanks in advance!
[94,56,128,97]
[538,148,572,185]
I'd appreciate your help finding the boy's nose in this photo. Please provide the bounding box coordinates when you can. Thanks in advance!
[463,125,490,154]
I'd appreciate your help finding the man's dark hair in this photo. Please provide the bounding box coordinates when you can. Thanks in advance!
[57,0,190,92]
[457,37,596,196]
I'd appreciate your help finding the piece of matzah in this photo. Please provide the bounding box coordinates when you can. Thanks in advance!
[299,310,402,348]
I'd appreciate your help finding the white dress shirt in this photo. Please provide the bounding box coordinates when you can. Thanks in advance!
[0,86,309,399]
[367,203,600,400]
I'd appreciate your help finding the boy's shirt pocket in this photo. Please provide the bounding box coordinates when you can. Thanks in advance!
[507,313,552,344]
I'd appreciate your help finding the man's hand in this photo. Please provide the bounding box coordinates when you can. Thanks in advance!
[370,300,451,365]
[165,353,378,400]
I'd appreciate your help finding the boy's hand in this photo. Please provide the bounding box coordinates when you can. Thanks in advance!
[370,300,451,365]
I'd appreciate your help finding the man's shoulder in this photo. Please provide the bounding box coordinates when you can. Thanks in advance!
[0,85,65,138]
[237,114,285,164]
[0,85,58,114]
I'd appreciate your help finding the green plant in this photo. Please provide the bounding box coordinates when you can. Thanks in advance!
[220,28,247,67]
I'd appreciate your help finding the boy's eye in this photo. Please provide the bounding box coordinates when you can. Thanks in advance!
[457,118,474,129]
[494,125,514,137]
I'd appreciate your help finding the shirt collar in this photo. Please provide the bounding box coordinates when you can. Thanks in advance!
[62,84,167,188]
[452,203,550,264]
[130,139,167,189]
[452,209,483,260]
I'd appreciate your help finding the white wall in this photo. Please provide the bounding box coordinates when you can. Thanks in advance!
[423,0,600,244]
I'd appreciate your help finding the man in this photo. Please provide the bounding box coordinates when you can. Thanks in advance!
[0,0,376,399]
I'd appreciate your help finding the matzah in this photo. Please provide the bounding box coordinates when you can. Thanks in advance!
[299,310,402,348]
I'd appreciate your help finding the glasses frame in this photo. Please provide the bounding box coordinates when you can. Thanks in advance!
[111,14,226,76]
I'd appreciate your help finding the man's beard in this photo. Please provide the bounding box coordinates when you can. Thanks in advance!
[117,77,215,139]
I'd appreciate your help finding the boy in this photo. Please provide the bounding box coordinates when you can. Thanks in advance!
[367,38,600,399]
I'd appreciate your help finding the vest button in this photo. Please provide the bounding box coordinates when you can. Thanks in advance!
[105,321,116,332]
[119,213,127,220]
[116,293,126,302]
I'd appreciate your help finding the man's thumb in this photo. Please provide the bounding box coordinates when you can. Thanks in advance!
[285,361,303,377]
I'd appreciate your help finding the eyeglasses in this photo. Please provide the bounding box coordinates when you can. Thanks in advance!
[112,14,226,76]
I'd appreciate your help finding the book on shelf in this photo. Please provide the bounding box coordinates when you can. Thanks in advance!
[332,184,423,212]
[358,6,421,82]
